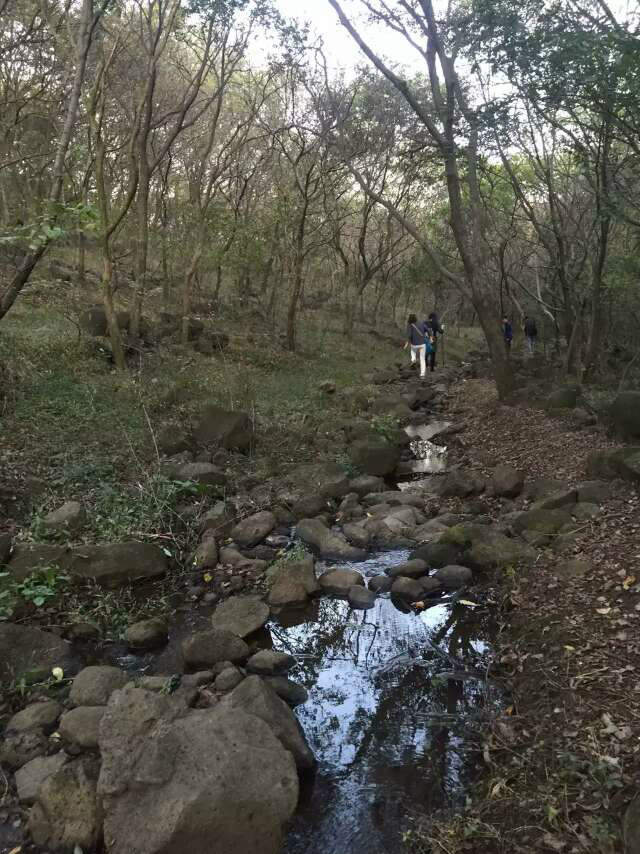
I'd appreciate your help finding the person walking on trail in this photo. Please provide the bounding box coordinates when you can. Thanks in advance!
[404,313,428,379]
[425,311,444,372]
[502,316,513,351]
[523,315,538,353]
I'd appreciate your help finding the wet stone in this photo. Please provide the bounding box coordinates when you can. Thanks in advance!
[347,585,377,609]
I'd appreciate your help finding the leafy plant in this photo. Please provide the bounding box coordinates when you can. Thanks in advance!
[16,565,71,606]
[370,413,400,444]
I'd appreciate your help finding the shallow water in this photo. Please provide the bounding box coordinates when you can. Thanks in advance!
[274,552,498,854]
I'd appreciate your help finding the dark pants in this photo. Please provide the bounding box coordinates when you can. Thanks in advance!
[428,347,436,371]
[504,338,512,352]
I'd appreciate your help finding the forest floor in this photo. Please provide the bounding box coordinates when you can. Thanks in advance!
[410,377,640,854]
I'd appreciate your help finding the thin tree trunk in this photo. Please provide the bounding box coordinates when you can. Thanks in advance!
[102,255,127,370]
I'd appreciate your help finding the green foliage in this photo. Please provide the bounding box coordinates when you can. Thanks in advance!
[370,413,399,444]
[0,566,71,620]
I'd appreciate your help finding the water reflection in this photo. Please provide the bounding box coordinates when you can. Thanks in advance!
[275,553,498,854]
[396,421,450,479]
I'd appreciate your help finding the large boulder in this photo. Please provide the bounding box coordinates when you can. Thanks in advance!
[348,439,402,477]
[342,521,372,549]
[439,469,485,498]
[513,507,572,535]
[6,543,72,582]
[347,586,377,609]
[349,475,385,497]
[70,666,129,707]
[296,518,367,561]
[247,650,295,675]
[267,557,320,608]
[123,618,168,652]
[59,706,105,750]
[6,701,62,734]
[42,501,86,535]
[531,487,578,511]
[0,623,79,682]
[385,559,429,579]
[318,567,365,596]
[68,541,168,588]
[492,465,524,498]
[438,524,535,571]
[182,629,249,668]
[29,758,101,853]
[587,446,640,484]
[80,305,129,337]
[610,391,640,438]
[194,405,253,451]
[175,461,227,487]
[433,565,473,589]
[219,676,315,769]
[15,754,67,805]
[230,511,277,548]
[98,685,298,854]
[210,595,269,638]
[409,541,464,568]
[286,461,351,500]
[391,576,433,602]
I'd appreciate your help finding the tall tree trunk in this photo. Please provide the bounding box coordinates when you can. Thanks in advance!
[181,244,202,343]
[102,255,126,371]
[130,166,150,339]
[286,254,304,350]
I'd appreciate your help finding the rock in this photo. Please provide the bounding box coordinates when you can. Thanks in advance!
[545,383,581,412]
[386,559,428,579]
[68,541,168,588]
[413,519,449,543]
[513,507,571,534]
[492,465,524,498]
[348,439,402,476]
[124,618,168,651]
[433,565,473,589]
[318,379,336,394]
[558,557,593,578]
[532,487,578,510]
[191,537,218,570]
[439,469,485,498]
[157,426,192,456]
[7,701,62,734]
[230,511,277,547]
[182,629,249,668]
[59,706,105,749]
[214,667,244,692]
[68,622,100,642]
[267,557,320,608]
[409,541,464,568]
[176,461,227,487]
[347,585,377,609]
[0,729,48,770]
[6,543,71,581]
[318,567,365,596]
[0,530,12,565]
[15,754,67,805]
[30,758,101,853]
[263,677,308,707]
[247,650,296,675]
[342,521,371,549]
[391,577,428,602]
[296,518,367,561]
[577,480,611,503]
[610,391,640,438]
[42,500,86,534]
[289,491,329,518]
[0,623,79,682]
[437,524,535,571]
[220,676,315,769]
[80,304,129,336]
[287,461,351,500]
[587,446,640,483]
[522,478,564,502]
[368,575,393,593]
[194,405,254,450]
[349,475,385,497]
[99,686,298,854]
[70,666,129,707]
[210,595,269,638]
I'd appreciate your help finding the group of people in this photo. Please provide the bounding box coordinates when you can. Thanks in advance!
[502,315,538,354]
[404,312,443,379]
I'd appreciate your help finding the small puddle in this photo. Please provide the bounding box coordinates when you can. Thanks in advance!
[274,551,499,854]
[396,421,451,482]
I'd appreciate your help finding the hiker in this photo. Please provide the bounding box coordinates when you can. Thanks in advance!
[523,315,538,353]
[425,311,444,372]
[502,316,513,351]
[404,312,428,378]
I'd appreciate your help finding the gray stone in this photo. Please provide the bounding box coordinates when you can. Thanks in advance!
[191,537,218,570]
[220,675,315,769]
[433,565,473,589]
[349,475,385,497]
[391,577,427,602]
[545,383,581,412]
[263,677,308,707]
[296,517,367,561]
[577,480,611,504]
[0,729,47,770]
[386,559,428,579]
[6,543,71,582]
[368,575,393,593]
[439,469,485,498]
[176,461,227,487]
[42,500,86,534]
[70,666,128,707]
[0,623,79,682]
[182,629,249,668]
[29,758,101,853]
[287,461,352,500]
[492,465,524,498]
[210,595,269,638]
[68,541,168,588]
[587,446,640,483]
[157,426,192,457]
[531,487,578,510]
[522,478,564,502]
[570,502,601,521]
[348,439,402,477]
[99,685,297,854]
[214,666,245,692]
[513,507,571,534]
[413,519,450,543]
[15,753,67,805]
[342,521,371,549]
[247,650,296,676]
[124,618,168,652]
[409,541,464,568]
[347,585,377,609]
[194,405,254,450]
[59,706,105,749]
[267,557,320,608]
[610,391,640,438]
[230,511,277,548]
[436,524,535,571]
[318,567,365,596]
[7,701,62,734]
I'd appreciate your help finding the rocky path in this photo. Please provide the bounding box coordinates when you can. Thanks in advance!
[1,358,639,854]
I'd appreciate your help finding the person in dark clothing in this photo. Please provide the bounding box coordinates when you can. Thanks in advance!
[502,316,513,351]
[523,315,538,353]
[404,312,428,378]
[425,312,443,371]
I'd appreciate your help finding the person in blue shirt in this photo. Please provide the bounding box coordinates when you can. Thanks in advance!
[502,316,513,351]
[425,311,443,371]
